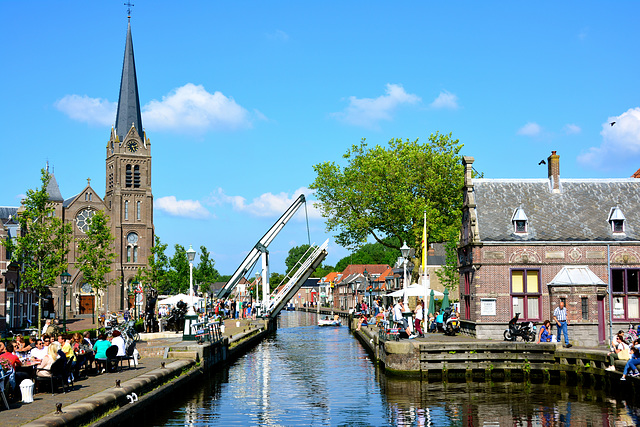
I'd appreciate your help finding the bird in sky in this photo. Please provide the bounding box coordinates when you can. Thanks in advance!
[538,160,546,165]
[610,122,616,126]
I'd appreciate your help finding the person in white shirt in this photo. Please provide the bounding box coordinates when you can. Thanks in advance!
[41,319,52,337]
[393,301,415,339]
[111,330,126,357]
[29,339,48,360]
[414,300,424,338]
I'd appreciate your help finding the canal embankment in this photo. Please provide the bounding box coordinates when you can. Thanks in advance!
[350,317,640,391]
[15,317,277,427]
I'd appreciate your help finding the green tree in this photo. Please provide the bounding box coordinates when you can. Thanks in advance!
[285,244,313,274]
[76,210,116,321]
[168,244,190,294]
[195,245,220,293]
[3,169,72,333]
[269,272,286,292]
[137,235,171,294]
[334,238,401,272]
[310,133,465,259]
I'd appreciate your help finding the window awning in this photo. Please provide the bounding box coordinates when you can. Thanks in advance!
[548,266,605,286]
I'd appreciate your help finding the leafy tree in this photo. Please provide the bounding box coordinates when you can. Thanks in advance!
[195,245,220,293]
[76,210,116,321]
[269,272,286,292]
[334,239,401,272]
[3,169,72,333]
[310,133,465,260]
[137,235,171,294]
[218,274,232,283]
[313,264,335,279]
[168,244,190,294]
[285,244,313,274]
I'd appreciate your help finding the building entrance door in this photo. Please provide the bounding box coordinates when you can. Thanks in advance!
[79,295,94,314]
[597,296,606,344]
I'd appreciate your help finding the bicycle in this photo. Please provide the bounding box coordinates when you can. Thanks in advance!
[623,323,638,344]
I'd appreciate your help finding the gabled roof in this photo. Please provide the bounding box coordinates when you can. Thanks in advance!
[115,22,143,142]
[336,264,391,284]
[0,207,18,222]
[473,179,640,242]
[320,271,340,284]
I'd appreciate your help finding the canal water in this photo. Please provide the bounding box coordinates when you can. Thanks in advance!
[145,311,640,426]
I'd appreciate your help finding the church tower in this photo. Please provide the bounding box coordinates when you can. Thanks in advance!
[104,20,154,311]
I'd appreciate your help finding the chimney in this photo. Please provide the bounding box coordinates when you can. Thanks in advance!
[462,156,476,207]
[547,150,560,193]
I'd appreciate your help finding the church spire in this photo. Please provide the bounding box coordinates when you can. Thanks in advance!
[114,21,143,142]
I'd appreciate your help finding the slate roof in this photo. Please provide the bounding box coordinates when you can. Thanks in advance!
[549,266,606,286]
[115,22,143,142]
[0,207,18,221]
[46,174,64,202]
[473,178,640,242]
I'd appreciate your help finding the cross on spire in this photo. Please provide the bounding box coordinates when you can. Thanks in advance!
[124,1,134,20]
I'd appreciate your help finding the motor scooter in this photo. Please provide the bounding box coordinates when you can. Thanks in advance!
[504,313,536,342]
[442,306,460,336]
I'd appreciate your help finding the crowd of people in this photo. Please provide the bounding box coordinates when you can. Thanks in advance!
[353,298,460,339]
[0,326,135,404]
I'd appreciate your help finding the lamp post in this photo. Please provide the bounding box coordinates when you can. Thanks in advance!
[184,245,197,340]
[400,241,411,306]
[363,268,370,309]
[60,271,71,332]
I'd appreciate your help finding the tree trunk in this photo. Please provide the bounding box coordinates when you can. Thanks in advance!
[37,288,42,337]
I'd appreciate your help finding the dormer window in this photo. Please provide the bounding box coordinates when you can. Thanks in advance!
[609,207,626,234]
[512,207,528,234]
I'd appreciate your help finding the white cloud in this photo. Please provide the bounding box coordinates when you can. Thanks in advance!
[578,108,640,169]
[155,196,211,219]
[54,95,116,126]
[517,122,542,137]
[55,83,255,133]
[331,84,420,128]
[211,187,322,219]
[430,90,459,109]
[563,124,581,135]
[143,83,252,132]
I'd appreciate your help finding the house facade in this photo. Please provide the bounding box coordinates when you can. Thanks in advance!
[458,151,640,346]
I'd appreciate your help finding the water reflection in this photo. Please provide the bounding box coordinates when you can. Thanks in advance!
[147,311,640,426]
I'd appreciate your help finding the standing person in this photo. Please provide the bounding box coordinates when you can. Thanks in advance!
[41,319,52,337]
[414,300,424,338]
[553,300,573,348]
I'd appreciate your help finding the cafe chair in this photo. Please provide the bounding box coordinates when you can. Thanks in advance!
[0,365,11,410]
[105,345,120,373]
[119,343,137,370]
[36,358,68,395]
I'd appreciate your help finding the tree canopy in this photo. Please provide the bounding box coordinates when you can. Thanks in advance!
[3,169,72,333]
[334,239,400,272]
[310,133,465,258]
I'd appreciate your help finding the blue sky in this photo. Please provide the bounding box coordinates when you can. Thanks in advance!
[3,2,640,275]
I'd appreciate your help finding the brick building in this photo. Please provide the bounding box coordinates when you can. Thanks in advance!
[458,151,640,346]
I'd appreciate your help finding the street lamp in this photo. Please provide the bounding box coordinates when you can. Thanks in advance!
[363,268,370,309]
[184,244,198,341]
[60,271,71,332]
[400,241,411,306]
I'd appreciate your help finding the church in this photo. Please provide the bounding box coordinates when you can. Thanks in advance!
[0,18,154,329]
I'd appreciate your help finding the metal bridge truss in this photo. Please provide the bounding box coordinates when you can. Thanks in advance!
[266,239,329,318]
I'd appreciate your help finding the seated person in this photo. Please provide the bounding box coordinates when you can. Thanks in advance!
[356,314,369,331]
[111,331,126,357]
[36,343,59,377]
[30,338,48,361]
[537,320,555,343]
[0,342,29,398]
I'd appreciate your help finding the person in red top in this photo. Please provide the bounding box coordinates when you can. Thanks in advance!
[0,341,29,399]
[0,342,21,369]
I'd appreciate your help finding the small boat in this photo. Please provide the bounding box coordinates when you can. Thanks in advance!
[318,316,342,327]
[286,302,295,311]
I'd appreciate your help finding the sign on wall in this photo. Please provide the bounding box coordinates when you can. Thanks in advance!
[481,298,497,316]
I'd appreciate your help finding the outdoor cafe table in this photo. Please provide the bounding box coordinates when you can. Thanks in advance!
[16,360,40,381]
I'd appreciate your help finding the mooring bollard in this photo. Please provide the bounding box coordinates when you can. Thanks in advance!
[115,379,121,388]
[55,403,63,414]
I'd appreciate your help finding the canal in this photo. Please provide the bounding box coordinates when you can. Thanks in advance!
[144,311,640,426]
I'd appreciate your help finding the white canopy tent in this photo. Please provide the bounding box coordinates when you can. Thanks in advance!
[158,293,204,308]
[388,284,444,298]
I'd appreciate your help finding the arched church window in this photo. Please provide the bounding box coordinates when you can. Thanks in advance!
[126,164,132,188]
[75,208,95,233]
[127,246,131,263]
[134,165,140,188]
[133,246,138,263]
[136,201,141,220]
[125,200,129,220]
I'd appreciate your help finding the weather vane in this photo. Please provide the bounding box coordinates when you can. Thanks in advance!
[125,1,134,19]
